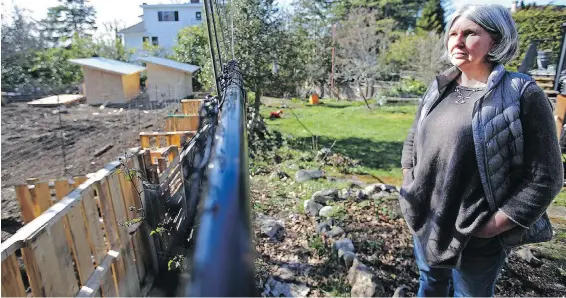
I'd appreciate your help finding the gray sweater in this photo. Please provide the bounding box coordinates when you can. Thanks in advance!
[400,82,561,268]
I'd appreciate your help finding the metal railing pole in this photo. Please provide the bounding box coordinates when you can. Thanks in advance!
[187,63,254,296]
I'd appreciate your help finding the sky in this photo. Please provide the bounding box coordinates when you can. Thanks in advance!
[2,0,566,37]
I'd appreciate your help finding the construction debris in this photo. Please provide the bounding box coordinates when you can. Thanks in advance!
[93,144,114,157]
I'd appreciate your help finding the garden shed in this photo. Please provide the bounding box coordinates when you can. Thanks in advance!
[69,57,146,105]
[136,56,199,102]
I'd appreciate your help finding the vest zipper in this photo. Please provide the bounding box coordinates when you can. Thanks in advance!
[476,98,497,212]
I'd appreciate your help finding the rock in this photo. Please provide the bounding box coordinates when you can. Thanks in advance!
[275,266,295,280]
[257,214,285,241]
[364,183,398,195]
[342,251,356,269]
[269,170,290,180]
[312,188,339,204]
[288,163,299,170]
[325,226,345,238]
[347,259,385,297]
[295,169,324,182]
[363,183,385,196]
[383,184,398,193]
[515,247,543,266]
[370,191,389,199]
[315,221,331,234]
[319,206,335,218]
[304,200,323,217]
[316,147,332,161]
[393,285,410,297]
[263,277,310,297]
[356,190,369,201]
[334,238,355,258]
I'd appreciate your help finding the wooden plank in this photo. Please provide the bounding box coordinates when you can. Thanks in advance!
[74,176,88,188]
[28,226,79,296]
[100,263,118,297]
[77,250,119,298]
[34,182,53,213]
[15,184,35,224]
[67,203,96,285]
[107,172,141,297]
[140,135,150,149]
[134,151,159,275]
[55,179,72,200]
[54,179,79,284]
[157,158,167,173]
[96,178,129,297]
[118,160,146,282]
[1,253,26,297]
[21,248,42,297]
[93,144,114,157]
[81,187,106,266]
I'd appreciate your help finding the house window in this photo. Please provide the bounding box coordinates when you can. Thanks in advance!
[196,12,202,21]
[142,36,149,43]
[151,36,159,46]
[158,11,179,22]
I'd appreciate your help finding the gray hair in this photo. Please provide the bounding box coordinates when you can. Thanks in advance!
[443,4,519,65]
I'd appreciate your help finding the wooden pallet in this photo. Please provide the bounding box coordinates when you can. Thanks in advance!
[165,115,200,132]
[28,94,85,107]
[1,149,158,297]
[181,99,203,115]
[139,131,195,149]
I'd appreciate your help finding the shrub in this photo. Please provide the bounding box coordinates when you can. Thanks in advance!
[382,77,427,98]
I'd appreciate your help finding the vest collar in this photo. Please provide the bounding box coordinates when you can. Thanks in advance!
[434,64,506,91]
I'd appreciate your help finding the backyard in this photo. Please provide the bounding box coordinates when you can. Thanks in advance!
[250,97,566,296]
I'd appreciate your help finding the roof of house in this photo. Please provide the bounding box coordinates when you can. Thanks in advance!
[69,57,146,75]
[136,56,200,73]
[140,3,202,9]
[118,21,146,34]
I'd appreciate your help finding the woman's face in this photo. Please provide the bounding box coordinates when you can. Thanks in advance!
[447,17,495,69]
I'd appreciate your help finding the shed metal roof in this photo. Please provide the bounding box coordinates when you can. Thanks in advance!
[69,57,146,75]
[136,56,200,73]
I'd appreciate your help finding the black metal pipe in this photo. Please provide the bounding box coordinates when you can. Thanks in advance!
[209,0,224,67]
[554,23,566,92]
[187,63,255,297]
[203,0,222,93]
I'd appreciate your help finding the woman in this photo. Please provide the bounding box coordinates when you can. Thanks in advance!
[400,4,563,297]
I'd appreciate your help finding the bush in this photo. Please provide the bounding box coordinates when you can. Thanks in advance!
[509,6,566,71]
[382,77,427,97]
[385,32,448,84]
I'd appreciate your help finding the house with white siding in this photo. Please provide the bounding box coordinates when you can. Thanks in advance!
[119,1,203,54]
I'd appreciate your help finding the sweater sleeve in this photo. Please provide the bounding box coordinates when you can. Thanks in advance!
[499,83,564,228]
[401,99,424,169]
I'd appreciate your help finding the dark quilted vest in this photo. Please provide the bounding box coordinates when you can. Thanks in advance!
[418,64,552,248]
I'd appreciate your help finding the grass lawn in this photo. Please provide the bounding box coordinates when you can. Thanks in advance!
[260,99,417,186]
[259,98,566,206]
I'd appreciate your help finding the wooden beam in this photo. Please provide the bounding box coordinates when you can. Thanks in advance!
[1,253,26,297]
[76,250,119,298]
[28,225,79,296]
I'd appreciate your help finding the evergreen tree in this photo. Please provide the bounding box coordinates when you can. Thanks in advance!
[41,0,97,45]
[416,0,445,34]
[231,0,285,112]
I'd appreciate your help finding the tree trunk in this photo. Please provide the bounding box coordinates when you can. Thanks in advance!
[358,82,371,110]
[254,89,262,114]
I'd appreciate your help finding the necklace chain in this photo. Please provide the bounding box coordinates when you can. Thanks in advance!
[455,85,480,104]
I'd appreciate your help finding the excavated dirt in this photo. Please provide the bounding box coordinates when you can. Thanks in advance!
[1,101,174,241]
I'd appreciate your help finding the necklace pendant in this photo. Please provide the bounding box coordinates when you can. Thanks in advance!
[455,97,467,104]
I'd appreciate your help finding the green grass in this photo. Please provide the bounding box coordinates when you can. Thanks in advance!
[261,99,417,185]
[554,190,566,208]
